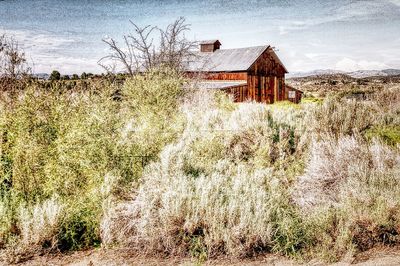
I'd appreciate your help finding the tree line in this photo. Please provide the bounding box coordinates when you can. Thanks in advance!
[48,70,96,81]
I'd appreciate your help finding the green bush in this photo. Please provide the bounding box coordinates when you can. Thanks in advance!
[0,68,186,261]
[271,100,301,109]
[300,97,323,104]
[57,198,101,251]
[365,125,400,146]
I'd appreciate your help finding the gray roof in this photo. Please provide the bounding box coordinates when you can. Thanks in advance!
[200,40,221,45]
[189,80,247,90]
[186,45,270,72]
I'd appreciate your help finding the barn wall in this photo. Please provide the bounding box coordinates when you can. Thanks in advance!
[245,49,286,103]
[248,49,286,77]
[201,43,219,52]
[205,72,247,80]
[185,72,247,81]
[223,85,248,102]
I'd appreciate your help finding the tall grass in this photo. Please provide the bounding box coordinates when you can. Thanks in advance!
[0,71,399,263]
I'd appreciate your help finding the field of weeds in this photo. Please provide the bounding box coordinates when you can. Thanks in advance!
[0,70,399,264]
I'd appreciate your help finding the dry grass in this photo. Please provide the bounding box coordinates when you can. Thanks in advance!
[295,135,400,211]
[101,94,308,258]
[294,135,400,261]
[1,73,400,263]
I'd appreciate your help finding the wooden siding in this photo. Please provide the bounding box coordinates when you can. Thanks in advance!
[285,85,303,104]
[243,48,287,103]
[248,49,286,77]
[223,85,248,102]
[246,75,283,103]
[221,76,284,104]
[204,72,247,80]
[200,41,221,52]
[185,72,247,80]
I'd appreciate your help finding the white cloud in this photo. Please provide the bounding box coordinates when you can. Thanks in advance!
[278,15,346,35]
[279,0,397,35]
[0,28,100,74]
[279,21,307,35]
[388,0,400,7]
[304,53,323,59]
[1,28,75,51]
[335,58,389,72]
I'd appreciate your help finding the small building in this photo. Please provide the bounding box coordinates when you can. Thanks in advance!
[285,84,303,104]
[186,40,299,103]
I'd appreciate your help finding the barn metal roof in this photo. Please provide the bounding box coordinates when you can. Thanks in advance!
[186,45,288,73]
[186,45,269,72]
[188,80,247,90]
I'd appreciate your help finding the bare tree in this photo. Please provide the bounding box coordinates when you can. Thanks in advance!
[158,18,196,71]
[0,34,32,91]
[98,17,197,75]
[0,34,31,79]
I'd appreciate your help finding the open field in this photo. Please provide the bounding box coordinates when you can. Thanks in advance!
[287,74,400,98]
[0,71,399,265]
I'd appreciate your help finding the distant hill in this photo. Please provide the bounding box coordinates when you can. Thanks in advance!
[287,69,345,78]
[288,69,400,79]
[348,69,400,78]
[33,73,50,80]
[382,69,400,76]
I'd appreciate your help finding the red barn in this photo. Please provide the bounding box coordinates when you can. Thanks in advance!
[186,40,302,103]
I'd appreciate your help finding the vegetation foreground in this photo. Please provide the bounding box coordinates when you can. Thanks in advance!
[0,69,399,264]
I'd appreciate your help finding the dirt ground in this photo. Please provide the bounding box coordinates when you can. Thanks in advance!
[2,246,400,266]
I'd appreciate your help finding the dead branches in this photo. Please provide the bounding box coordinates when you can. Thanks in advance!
[99,17,197,75]
[0,34,31,79]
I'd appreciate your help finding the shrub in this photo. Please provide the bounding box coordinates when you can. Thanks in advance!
[49,70,61,81]
[305,96,377,137]
[118,68,186,165]
[365,125,400,146]
[18,197,63,248]
[0,68,186,259]
[0,195,15,248]
[0,197,63,263]
[300,97,323,104]
[295,136,400,259]
[102,160,308,257]
[101,101,308,258]
[57,197,101,251]
[271,100,301,109]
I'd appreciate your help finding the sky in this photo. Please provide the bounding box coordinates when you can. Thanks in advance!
[1,0,399,74]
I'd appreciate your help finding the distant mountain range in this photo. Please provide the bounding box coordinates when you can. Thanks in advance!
[287,69,400,78]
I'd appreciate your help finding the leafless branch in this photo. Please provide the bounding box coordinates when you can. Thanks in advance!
[0,34,31,79]
[99,17,197,75]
